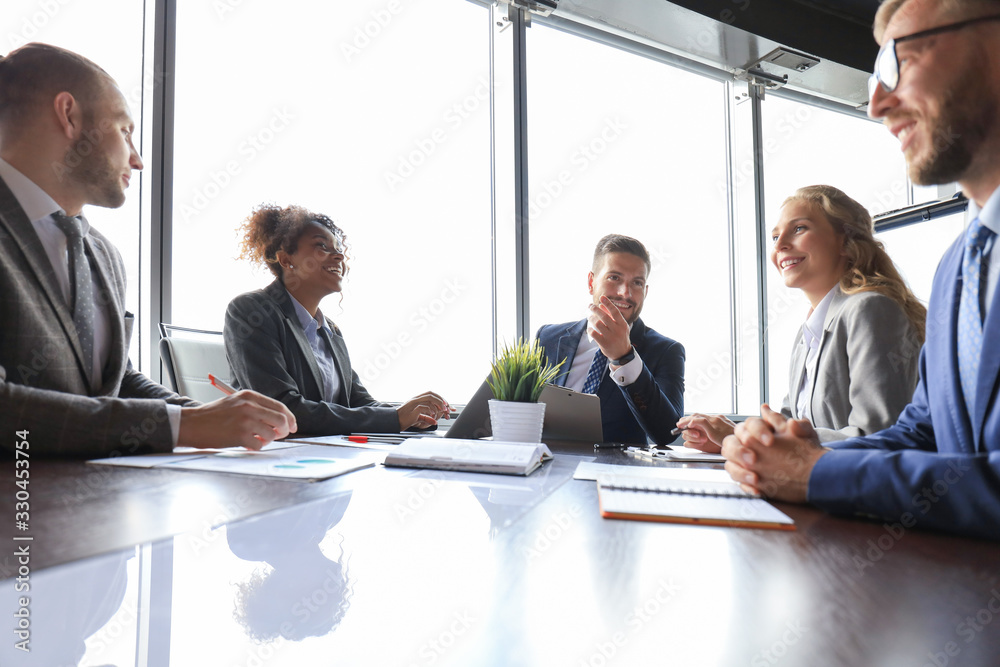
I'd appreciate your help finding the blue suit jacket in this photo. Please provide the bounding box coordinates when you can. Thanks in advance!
[809,232,1000,540]
[535,318,684,445]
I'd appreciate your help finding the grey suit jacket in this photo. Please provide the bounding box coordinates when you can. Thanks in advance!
[0,176,194,458]
[224,281,400,435]
[781,287,922,443]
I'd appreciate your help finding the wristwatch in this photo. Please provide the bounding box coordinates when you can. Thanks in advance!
[611,347,636,366]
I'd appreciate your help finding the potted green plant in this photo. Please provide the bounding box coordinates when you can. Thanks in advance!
[486,338,565,443]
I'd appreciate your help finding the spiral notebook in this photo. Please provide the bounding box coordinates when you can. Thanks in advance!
[596,473,795,530]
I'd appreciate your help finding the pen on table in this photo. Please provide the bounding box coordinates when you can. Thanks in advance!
[347,435,404,445]
[626,446,670,460]
[670,426,689,436]
[209,374,237,395]
[594,443,629,450]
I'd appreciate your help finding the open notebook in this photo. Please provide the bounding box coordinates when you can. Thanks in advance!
[383,438,552,476]
[596,473,795,530]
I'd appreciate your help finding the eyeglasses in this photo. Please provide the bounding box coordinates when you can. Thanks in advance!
[868,13,1000,100]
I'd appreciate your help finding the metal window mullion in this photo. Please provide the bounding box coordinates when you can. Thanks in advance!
[150,0,176,384]
[722,82,739,414]
[750,84,769,405]
[512,7,530,342]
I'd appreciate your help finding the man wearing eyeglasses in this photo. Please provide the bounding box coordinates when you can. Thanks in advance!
[721,0,1000,540]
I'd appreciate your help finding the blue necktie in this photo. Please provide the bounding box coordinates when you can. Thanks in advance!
[582,349,607,395]
[957,217,994,421]
[52,211,96,387]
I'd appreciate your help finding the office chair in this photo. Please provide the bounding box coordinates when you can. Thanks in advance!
[158,323,231,403]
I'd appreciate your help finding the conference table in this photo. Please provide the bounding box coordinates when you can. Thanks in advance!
[1,437,998,666]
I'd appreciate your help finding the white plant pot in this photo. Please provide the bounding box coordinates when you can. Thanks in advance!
[488,399,546,444]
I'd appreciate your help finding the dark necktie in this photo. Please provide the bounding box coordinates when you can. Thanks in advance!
[582,349,608,395]
[51,211,96,384]
[957,217,995,421]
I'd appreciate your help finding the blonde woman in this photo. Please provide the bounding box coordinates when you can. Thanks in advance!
[681,185,926,450]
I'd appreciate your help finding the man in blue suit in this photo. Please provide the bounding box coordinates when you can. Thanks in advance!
[535,234,684,445]
[722,0,1000,540]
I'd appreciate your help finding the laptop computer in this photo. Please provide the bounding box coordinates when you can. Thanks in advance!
[442,380,603,443]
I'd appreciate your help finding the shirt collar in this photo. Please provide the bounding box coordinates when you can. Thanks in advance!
[0,157,60,223]
[802,285,839,350]
[967,186,1000,237]
[0,157,90,234]
[285,289,332,336]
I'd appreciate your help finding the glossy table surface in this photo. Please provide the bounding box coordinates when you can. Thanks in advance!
[2,441,999,666]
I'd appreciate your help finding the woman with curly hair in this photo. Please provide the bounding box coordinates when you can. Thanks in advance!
[224,204,450,435]
[680,185,926,450]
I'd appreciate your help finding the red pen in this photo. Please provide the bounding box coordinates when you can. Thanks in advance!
[209,374,237,395]
[347,435,369,443]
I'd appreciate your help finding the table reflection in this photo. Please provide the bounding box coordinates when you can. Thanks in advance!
[0,548,134,667]
[227,491,354,643]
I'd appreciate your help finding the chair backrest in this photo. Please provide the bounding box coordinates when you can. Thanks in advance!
[158,324,230,403]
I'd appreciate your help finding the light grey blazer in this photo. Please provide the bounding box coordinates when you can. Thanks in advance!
[0,176,194,458]
[781,287,922,443]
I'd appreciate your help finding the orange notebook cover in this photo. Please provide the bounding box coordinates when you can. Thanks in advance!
[596,474,796,531]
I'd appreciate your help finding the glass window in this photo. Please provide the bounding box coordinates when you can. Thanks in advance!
[171,0,494,402]
[525,26,731,414]
[760,96,910,405]
[2,1,149,369]
[877,211,967,304]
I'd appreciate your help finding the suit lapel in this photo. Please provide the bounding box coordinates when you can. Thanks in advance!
[323,323,352,407]
[806,289,848,420]
[86,236,126,390]
[974,267,1000,450]
[266,281,326,401]
[553,320,587,387]
[787,333,808,419]
[0,177,89,384]
[940,248,976,451]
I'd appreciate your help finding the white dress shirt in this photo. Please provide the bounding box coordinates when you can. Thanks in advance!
[287,291,342,404]
[795,285,839,420]
[967,186,1000,319]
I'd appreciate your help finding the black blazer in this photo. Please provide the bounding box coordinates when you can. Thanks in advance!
[224,280,399,435]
